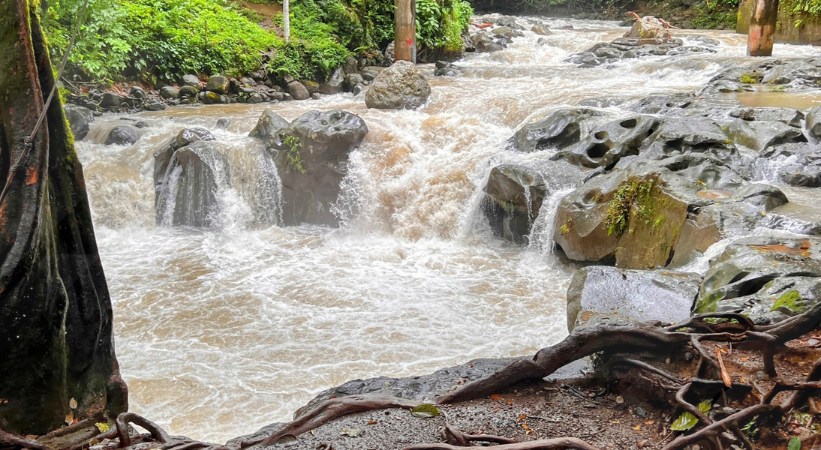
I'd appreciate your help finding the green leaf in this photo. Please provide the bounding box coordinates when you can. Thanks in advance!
[670,400,712,431]
[411,403,441,419]
[788,437,802,450]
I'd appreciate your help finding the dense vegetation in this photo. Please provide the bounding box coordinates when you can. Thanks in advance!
[43,0,472,85]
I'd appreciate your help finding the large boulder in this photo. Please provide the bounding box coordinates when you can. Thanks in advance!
[249,109,290,152]
[105,125,140,145]
[510,107,607,153]
[567,266,701,332]
[275,110,368,226]
[153,127,217,211]
[365,60,431,110]
[624,15,674,41]
[319,68,345,95]
[206,75,230,94]
[553,155,788,269]
[63,104,94,140]
[155,141,229,227]
[287,81,311,101]
[695,236,821,324]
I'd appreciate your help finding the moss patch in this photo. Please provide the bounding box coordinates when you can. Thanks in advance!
[771,289,803,313]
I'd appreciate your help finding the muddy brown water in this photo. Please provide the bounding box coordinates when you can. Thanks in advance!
[76,16,821,443]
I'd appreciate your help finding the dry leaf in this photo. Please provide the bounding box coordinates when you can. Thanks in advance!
[490,394,503,402]
[69,398,78,409]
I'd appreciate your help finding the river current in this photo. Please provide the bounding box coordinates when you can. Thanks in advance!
[76,16,821,443]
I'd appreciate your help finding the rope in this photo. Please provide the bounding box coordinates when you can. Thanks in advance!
[26,0,91,147]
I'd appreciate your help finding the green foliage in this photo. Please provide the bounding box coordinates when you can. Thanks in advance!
[282,134,306,174]
[416,0,473,51]
[788,437,802,450]
[771,290,802,313]
[43,0,280,82]
[789,0,821,16]
[411,403,441,418]
[697,291,725,314]
[670,400,712,431]
[604,174,660,238]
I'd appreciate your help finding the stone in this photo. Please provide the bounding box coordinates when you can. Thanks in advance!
[531,24,551,35]
[360,66,385,82]
[756,143,821,187]
[806,106,821,140]
[129,86,145,99]
[510,107,607,153]
[100,92,124,109]
[344,73,365,92]
[202,91,226,104]
[695,236,821,324]
[144,102,167,111]
[276,110,368,226]
[182,74,200,87]
[155,141,230,228]
[481,165,547,245]
[153,127,217,195]
[160,86,180,99]
[472,33,505,53]
[287,81,311,101]
[249,109,290,151]
[566,266,701,331]
[104,125,140,145]
[205,75,230,94]
[723,120,807,152]
[365,60,431,110]
[63,104,94,140]
[434,61,461,77]
[319,68,345,95]
[179,85,199,98]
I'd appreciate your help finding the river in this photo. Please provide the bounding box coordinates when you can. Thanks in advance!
[76,16,821,443]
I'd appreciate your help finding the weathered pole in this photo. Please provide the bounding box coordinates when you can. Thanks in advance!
[283,0,290,42]
[395,0,416,63]
[747,0,780,56]
[0,0,127,435]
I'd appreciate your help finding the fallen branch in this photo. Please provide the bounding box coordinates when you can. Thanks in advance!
[0,428,45,449]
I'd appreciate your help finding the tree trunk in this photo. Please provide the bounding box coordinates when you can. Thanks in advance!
[283,0,290,42]
[0,0,127,435]
[395,0,416,63]
[747,0,780,56]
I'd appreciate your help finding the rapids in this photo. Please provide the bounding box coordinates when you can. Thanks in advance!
[76,16,821,443]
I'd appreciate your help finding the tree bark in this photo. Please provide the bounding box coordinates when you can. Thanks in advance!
[0,0,127,435]
[747,0,780,56]
[395,0,416,63]
[282,0,290,42]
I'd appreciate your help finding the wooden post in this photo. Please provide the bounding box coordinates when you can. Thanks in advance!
[747,0,780,56]
[283,0,290,42]
[395,0,416,63]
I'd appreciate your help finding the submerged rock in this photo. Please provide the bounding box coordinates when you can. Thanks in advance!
[567,266,701,331]
[696,236,821,324]
[275,110,368,226]
[365,61,431,110]
[105,125,140,145]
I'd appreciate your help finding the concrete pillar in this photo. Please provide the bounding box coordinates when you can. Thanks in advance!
[747,0,780,56]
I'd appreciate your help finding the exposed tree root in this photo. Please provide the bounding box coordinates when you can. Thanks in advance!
[0,428,46,449]
[443,424,517,446]
[402,437,602,450]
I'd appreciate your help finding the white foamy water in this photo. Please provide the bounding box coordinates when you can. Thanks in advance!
[76,17,821,443]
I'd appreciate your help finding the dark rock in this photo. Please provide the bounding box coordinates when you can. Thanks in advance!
[729,107,804,127]
[806,106,821,140]
[144,102,167,111]
[755,143,821,187]
[558,114,662,169]
[287,81,311,100]
[351,83,366,96]
[100,92,124,109]
[153,127,217,191]
[365,61,431,110]
[510,107,606,153]
[567,266,701,331]
[129,86,145,99]
[155,141,230,228]
[344,73,365,92]
[249,109,290,151]
[434,61,461,77]
[343,56,358,75]
[104,125,140,145]
[319,68,345,95]
[206,75,230,94]
[159,86,180,99]
[472,33,505,53]
[481,165,547,245]
[696,236,821,324]
[248,93,264,103]
[215,118,230,129]
[360,66,385,82]
[276,110,368,226]
[63,104,94,140]
[723,120,807,152]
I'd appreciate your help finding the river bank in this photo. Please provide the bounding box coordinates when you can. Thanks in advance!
[61,14,821,448]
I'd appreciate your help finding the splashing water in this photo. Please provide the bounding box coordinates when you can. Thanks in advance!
[75,17,821,443]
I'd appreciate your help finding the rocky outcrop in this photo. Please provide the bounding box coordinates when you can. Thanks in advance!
[567,266,701,331]
[365,61,431,110]
[249,109,290,152]
[695,236,821,324]
[105,124,141,145]
[275,110,368,226]
[553,156,787,269]
[568,37,715,67]
[155,141,229,228]
[755,143,821,187]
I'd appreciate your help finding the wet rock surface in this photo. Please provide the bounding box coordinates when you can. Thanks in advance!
[275,110,368,226]
[696,236,821,324]
[567,266,701,331]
